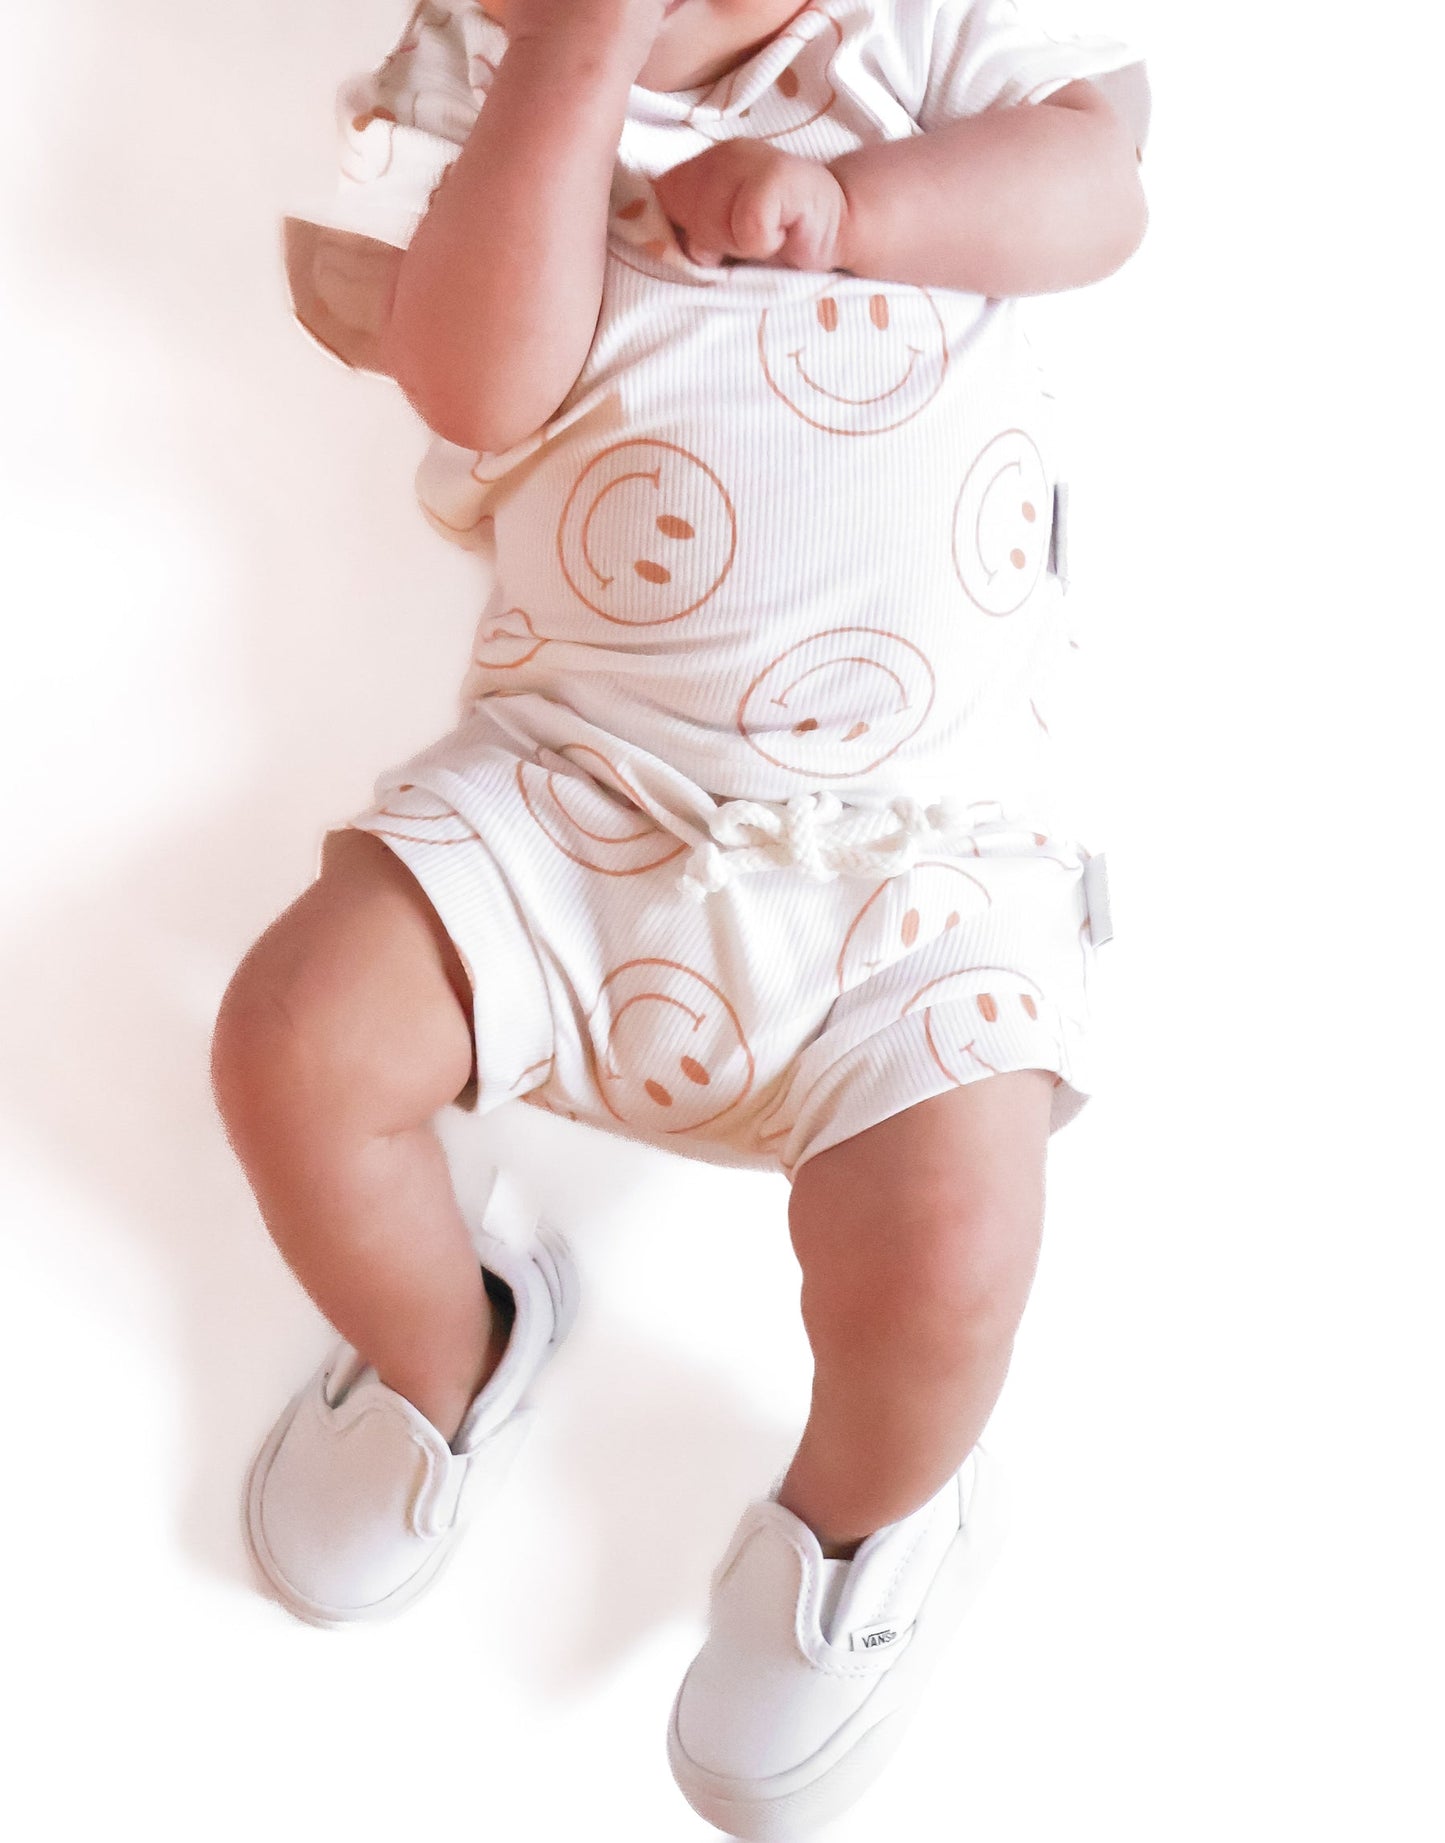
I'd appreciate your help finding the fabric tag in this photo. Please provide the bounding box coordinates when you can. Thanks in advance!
[1083,851,1114,947]
[1049,481,1070,588]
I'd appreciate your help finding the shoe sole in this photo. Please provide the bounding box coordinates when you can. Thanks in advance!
[242,1219,581,1630]
[666,1447,1009,1841]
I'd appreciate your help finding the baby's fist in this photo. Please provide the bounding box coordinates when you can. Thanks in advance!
[654,140,846,272]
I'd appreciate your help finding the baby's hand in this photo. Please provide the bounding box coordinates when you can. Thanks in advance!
[654,141,847,271]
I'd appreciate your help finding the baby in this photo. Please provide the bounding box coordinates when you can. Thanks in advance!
[214,0,1147,1833]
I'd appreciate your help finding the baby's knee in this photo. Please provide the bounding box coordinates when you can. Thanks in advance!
[210,833,474,1133]
[209,917,343,1132]
[791,1178,1040,1360]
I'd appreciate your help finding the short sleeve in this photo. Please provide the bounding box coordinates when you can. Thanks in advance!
[893,0,1149,150]
[281,2,507,373]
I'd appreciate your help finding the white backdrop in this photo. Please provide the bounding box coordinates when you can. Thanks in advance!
[2,1,1441,1837]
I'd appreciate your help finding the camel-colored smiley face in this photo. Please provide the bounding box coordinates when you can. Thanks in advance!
[471,605,545,668]
[902,964,1063,1085]
[352,783,475,847]
[516,747,686,877]
[557,440,738,625]
[738,627,936,778]
[609,180,687,269]
[340,108,396,183]
[462,615,549,707]
[588,959,755,1135]
[952,430,1053,616]
[685,10,842,144]
[835,861,994,993]
[759,286,948,434]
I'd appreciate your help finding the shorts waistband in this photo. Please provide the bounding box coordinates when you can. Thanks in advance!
[675,792,1059,901]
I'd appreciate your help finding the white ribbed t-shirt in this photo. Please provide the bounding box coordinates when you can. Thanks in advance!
[284,0,1147,853]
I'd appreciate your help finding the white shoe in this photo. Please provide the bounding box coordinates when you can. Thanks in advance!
[667,1446,1007,1840]
[243,1169,578,1628]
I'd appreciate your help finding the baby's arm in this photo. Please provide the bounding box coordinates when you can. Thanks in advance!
[657,80,1144,295]
[380,0,666,453]
[830,80,1145,294]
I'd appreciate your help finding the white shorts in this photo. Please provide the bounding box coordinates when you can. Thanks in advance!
[341,715,1110,1181]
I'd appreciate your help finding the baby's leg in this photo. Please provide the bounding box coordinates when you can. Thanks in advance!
[778,1070,1055,1556]
[210,828,501,1445]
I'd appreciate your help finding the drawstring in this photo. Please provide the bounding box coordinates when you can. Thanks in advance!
[676,791,994,901]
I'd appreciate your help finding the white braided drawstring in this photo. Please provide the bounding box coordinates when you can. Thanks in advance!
[675,790,984,902]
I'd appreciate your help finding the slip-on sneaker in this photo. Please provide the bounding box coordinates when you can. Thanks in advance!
[243,1167,578,1629]
[668,1445,1006,1840]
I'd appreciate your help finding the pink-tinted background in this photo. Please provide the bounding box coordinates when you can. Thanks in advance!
[2,2,1438,1838]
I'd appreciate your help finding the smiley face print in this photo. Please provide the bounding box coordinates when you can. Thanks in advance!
[758,287,948,435]
[557,440,738,625]
[339,107,396,183]
[587,959,755,1135]
[684,8,842,145]
[835,861,994,993]
[951,430,1053,616]
[351,783,476,847]
[901,963,1065,1086]
[609,177,689,271]
[457,607,548,705]
[516,746,687,878]
[471,606,545,669]
[737,627,936,778]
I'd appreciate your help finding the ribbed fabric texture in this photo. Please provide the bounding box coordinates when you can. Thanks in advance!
[295,1,1141,1172]
[348,750,1101,1177]
[285,0,1146,860]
